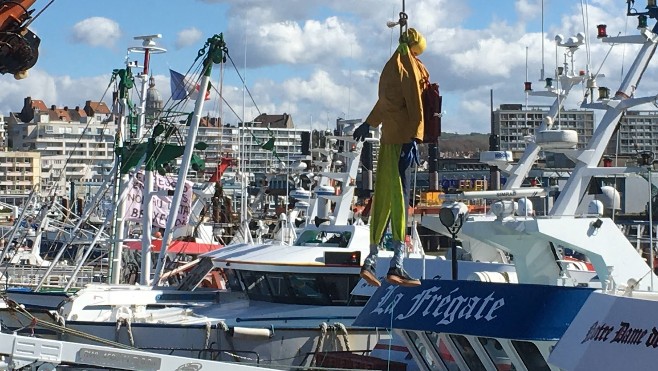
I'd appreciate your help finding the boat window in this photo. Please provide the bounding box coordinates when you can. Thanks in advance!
[478,337,514,371]
[224,269,244,292]
[267,272,294,297]
[406,331,444,370]
[295,230,352,247]
[511,341,550,371]
[450,335,486,371]
[239,270,272,301]
[288,274,332,304]
[425,332,459,370]
[296,230,320,245]
[323,274,368,306]
[236,270,368,306]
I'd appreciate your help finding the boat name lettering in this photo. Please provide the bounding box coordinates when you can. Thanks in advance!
[496,191,516,197]
[581,321,658,348]
[370,286,505,326]
[77,348,162,369]
[175,362,203,371]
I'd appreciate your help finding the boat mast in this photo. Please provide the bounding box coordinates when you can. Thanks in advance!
[504,35,586,189]
[0,189,37,265]
[35,166,119,290]
[152,34,227,285]
[109,51,139,284]
[552,17,658,216]
[128,35,166,285]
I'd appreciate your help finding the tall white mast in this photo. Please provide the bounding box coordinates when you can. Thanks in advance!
[152,34,226,285]
[128,34,166,285]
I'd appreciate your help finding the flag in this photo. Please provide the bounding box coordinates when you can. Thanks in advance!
[169,69,211,101]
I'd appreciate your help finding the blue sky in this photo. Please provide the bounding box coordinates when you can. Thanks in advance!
[0,0,648,133]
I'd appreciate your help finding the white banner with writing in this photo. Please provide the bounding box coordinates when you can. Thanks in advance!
[124,172,194,228]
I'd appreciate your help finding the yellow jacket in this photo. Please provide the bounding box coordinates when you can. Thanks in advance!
[365,46,429,144]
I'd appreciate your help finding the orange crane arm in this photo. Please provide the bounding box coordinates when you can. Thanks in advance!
[0,0,40,78]
[0,0,37,30]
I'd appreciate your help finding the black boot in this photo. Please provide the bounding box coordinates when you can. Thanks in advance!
[360,264,381,287]
[386,267,421,287]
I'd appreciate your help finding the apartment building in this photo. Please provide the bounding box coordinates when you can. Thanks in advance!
[612,110,658,156]
[493,104,595,157]
[0,151,41,195]
[0,116,7,150]
[179,117,309,181]
[6,97,114,194]
[1,81,311,198]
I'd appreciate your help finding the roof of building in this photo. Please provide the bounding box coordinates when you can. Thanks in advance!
[200,117,222,127]
[30,99,47,111]
[252,113,293,128]
[68,107,87,121]
[85,101,111,115]
[49,108,71,122]
[15,97,108,123]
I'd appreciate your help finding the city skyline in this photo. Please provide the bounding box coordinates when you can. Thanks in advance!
[0,0,647,135]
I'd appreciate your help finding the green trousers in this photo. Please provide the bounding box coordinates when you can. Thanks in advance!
[370,143,406,244]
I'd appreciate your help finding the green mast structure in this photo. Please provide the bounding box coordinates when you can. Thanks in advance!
[151,34,226,285]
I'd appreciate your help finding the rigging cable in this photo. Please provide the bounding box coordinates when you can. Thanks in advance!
[555,34,561,128]
[226,53,261,117]
[22,0,55,28]
[35,78,118,266]
[621,5,630,80]
[580,0,591,74]
[541,0,545,80]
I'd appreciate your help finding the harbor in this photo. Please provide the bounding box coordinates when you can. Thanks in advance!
[4,0,658,370]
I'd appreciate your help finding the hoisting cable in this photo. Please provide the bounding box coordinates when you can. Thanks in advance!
[22,0,55,28]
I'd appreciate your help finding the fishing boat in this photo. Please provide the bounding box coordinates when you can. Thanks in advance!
[0,127,520,371]
[355,2,658,370]
[0,5,611,371]
[0,330,272,371]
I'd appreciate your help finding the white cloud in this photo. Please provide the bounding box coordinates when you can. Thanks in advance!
[208,0,634,132]
[5,0,652,136]
[0,70,108,115]
[175,27,203,49]
[70,17,121,48]
[515,0,542,22]
[0,71,173,120]
[234,16,359,67]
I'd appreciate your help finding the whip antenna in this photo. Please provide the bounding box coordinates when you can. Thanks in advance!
[386,0,408,39]
[540,0,546,81]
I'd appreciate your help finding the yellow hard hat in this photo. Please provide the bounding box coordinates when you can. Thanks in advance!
[407,28,426,56]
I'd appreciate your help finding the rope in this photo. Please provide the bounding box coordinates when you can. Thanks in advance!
[3,296,136,350]
[220,351,257,362]
[334,322,351,352]
[115,318,135,347]
[388,287,397,371]
[204,321,212,349]
[114,319,121,341]
[13,317,37,336]
[217,320,229,332]
[216,321,242,363]
[52,311,65,327]
[311,322,328,367]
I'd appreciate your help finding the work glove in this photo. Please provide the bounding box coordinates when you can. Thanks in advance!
[398,140,421,198]
[352,122,371,141]
[399,140,421,171]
